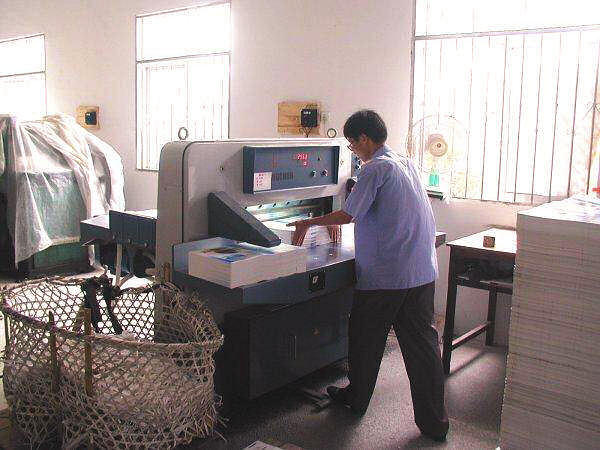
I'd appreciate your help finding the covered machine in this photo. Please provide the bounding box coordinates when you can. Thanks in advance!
[1,114,125,277]
[156,138,357,400]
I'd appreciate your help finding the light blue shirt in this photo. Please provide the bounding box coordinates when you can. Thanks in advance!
[343,144,438,290]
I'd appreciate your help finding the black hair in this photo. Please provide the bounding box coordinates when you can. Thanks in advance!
[343,109,388,144]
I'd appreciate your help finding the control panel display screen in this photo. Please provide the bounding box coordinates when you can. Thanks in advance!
[294,152,309,166]
[243,145,339,193]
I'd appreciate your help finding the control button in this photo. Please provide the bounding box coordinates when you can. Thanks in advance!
[310,170,316,177]
[321,170,328,176]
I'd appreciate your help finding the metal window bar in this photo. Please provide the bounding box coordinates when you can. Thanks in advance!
[586,41,600,194]
[450,38,458,188]
[503,67,513,202]
[548,33,563,202]
[419,39,427,170]
[480,36,491,200]
[415,24,600,41]
[185,59,190,134]
[419,0,430,171]
[464,36,475,197]
[513,34,526,203]
[136,0,229,20]
[463,5,477,197]
[0,71,45,79]
[137,51,230,65]
[497,36,508,201]
[437,41,443,128]
[413,22,600,203]
[408,0,418,154]
[137,56,229,170]
[567,32,583,197]
[530,34,544,204]
[0,32,44,44]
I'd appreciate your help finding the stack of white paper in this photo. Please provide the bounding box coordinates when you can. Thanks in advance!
[500,195,600,449]
[264,217,336,248]
[188,238,307,288]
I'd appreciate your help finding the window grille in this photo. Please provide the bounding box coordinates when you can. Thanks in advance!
[0,34,46,120]
[411,0,600,202]
[136,2,230,171]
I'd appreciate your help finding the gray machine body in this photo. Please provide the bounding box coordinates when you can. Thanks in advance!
[156,139,355,400]
[156,138,351,276]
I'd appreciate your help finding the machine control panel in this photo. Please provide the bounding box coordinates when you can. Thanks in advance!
[243,145,339,193]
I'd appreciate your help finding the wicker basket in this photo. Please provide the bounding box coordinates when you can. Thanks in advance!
[0,277,223,449]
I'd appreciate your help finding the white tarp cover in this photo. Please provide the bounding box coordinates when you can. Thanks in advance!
[0,114,125,264]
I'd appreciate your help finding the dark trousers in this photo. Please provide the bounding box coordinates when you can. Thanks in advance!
[347,282,449,436]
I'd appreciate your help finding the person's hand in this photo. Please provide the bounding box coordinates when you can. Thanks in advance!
[286,220,310,246]
[327,225,341,243]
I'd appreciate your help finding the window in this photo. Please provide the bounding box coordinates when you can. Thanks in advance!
[0,34,46,120]
[411,1,600,203]
[136,2,230,170]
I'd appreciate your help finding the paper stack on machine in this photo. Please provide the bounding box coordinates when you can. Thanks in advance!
[264,217,336,248]
[188,237,307,288]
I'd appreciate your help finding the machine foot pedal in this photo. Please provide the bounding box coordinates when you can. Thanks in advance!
[295,387,332,411]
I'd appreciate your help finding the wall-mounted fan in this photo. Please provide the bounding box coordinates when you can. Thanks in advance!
[406,114,468,196]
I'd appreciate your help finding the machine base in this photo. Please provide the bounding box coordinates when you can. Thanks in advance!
[221,287,353,401]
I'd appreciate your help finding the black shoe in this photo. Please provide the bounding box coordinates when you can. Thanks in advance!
[327,386,367,415]
[421,430,447,442]
[326,385,352,408]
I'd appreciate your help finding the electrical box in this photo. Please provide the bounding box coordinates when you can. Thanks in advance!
[85,111,97,126]
[76,106,99,129]
[277,101,321,136]
[300,108,318,128]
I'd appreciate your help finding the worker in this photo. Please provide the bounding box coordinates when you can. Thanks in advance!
[287,109,449,442]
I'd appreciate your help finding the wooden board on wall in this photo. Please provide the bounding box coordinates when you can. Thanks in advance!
[277,101,321,136]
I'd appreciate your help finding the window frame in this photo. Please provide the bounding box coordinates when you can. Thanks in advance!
[409,1,600,204]
[135,1,231,172]
[0,33,47,120]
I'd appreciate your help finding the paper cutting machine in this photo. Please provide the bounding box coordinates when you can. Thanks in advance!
[156,139,445,401]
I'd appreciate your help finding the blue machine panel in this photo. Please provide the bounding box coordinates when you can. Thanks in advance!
[243,145,339,193]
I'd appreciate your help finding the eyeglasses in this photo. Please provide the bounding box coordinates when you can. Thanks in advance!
[347,140,359,151]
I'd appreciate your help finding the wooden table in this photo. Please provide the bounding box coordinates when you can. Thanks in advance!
[442,228,516,375]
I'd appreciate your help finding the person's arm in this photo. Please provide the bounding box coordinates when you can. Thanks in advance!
[286,163,383,246]
[292,210,353,227]
[287,210,352,246]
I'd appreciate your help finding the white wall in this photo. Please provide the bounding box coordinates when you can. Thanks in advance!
[0,0,522,343]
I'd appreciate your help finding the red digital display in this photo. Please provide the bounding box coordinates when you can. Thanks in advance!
[294,152,309,161]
